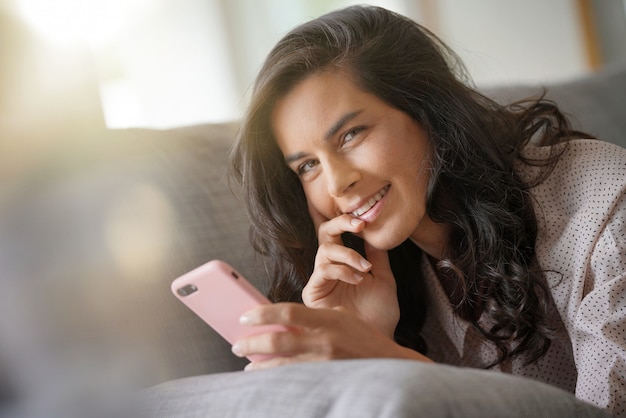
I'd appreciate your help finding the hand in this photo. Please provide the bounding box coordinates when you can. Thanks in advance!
[231,303,431,371]
[303,211,400,338]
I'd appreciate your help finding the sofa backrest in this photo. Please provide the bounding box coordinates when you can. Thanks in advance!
[485,63,626,148]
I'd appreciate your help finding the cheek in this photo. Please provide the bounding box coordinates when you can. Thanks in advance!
[304,183,335,218]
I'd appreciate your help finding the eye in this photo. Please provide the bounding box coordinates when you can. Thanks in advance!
[342,127,365,144]
[297,159,319,176]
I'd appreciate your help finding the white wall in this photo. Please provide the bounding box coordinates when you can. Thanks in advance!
[96,0,239,128]
[431,0,588,87]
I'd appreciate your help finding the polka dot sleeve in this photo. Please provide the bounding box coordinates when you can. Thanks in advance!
[519,139,626,415]
[574,188,626,415]
[424,140,625,414]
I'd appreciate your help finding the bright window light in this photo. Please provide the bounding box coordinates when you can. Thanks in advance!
[16,0,126,47]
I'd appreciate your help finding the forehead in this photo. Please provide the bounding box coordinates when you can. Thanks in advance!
[274,70,361,118]
[271,70,382,152]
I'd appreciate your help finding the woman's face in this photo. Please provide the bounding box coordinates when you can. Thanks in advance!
[272,70,447,254]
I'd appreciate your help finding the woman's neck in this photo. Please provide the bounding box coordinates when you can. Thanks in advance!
[409,216,451,261]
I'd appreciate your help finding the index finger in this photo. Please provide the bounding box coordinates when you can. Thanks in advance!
[241,302,337,329]
[316,214,365,245]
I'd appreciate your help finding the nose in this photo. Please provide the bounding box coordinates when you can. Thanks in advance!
[324,156,360,197]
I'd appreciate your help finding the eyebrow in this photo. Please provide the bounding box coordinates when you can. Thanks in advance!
[284,110,363,165]
[325,110,362,141]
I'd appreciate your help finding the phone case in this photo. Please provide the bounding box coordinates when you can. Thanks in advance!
[171,259,285,362]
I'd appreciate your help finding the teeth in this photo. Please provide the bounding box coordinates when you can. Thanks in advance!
[352,186,389,217]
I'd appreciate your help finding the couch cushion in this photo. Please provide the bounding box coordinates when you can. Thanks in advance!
[485,63,626,148]
[136,359,610,418]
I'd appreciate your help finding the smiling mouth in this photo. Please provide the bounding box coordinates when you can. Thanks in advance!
[351,185,390,217]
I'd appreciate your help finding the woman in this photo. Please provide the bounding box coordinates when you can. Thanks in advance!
[230,5,625,415]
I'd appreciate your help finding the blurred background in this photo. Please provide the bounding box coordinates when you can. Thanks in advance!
[1,0,626,132]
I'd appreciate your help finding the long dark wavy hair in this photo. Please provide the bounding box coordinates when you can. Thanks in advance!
[231,5,588,366]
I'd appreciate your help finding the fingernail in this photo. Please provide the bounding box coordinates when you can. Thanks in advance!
[239,313,252,325]
[361,259,372,270]
[350,218,363,226]
[231,342,243,356]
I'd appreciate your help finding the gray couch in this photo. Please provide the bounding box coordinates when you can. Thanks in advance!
[1,64,624,417]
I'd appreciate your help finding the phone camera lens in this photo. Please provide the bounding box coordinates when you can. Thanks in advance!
[177,284,198,297]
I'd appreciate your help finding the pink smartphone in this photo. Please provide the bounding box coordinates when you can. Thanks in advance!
[171,259,285,362]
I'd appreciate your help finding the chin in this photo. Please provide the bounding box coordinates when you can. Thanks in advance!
[361,230,408,251]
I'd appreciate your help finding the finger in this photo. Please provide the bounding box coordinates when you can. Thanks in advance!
[317,214,365,244]
[235,317,351,364]
[363,243,396,289]
[245,357,293,371]
[232,320,334,361]
[232,328,298,358]
[364,242,392,273]
[308,262,366,288]
[244,352,320,371]
[240,303,335,330]
[303,266,368,307]
[316,242,372,273]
